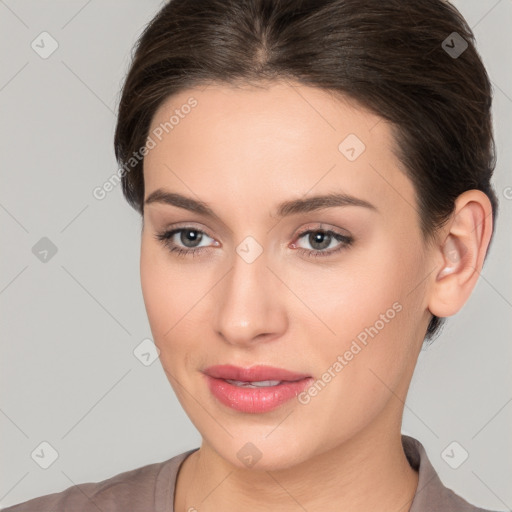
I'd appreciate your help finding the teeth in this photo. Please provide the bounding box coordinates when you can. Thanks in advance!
[225,379,282,388]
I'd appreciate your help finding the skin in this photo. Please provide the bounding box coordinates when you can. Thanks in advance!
[139,80,493,512]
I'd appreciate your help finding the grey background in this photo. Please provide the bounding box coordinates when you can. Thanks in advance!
[0,0,511,509]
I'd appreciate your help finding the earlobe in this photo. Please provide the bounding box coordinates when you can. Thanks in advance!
[428,190,493,319]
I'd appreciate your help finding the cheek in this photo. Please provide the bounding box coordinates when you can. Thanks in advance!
[140,241,167,336]
[140,239,190,345]
[140,237,216,363]
[290,242,407,339]
[298,236,423,385]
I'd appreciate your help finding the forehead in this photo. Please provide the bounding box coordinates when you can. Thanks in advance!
[143,81,417,222]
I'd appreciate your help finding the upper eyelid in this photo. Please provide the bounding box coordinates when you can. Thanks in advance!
[165,223,215,239]
[163,222,348,234]
[296,223,350,235]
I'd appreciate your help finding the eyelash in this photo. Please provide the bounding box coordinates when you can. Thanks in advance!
[154,225,353,259]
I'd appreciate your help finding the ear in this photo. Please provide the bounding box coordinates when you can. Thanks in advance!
[427,190,493,318]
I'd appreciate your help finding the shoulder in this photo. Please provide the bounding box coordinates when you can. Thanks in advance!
[1,450,196,512]
[402,434,503,512]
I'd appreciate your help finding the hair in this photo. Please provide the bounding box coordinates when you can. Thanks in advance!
[113,0,498,342]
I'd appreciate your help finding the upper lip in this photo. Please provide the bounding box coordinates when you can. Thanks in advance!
[203,365,311,382]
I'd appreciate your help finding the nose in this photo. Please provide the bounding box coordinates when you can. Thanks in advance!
[212,246,288,347]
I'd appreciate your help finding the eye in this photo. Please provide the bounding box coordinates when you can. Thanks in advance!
[154,224,353,259]
[154,227,218,257]
[292,226,353,258]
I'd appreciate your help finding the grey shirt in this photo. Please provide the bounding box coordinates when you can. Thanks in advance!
[1,435,501,512]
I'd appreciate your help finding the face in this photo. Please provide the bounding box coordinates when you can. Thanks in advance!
[140,81,434,470]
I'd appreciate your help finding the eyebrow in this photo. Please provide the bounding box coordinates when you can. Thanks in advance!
[144,189,378,218]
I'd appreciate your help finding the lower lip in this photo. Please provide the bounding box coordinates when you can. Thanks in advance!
[205,375,313,413]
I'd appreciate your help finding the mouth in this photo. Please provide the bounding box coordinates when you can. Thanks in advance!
[202,364,313,413]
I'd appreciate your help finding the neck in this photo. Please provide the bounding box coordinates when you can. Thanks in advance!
[174,422,418,512]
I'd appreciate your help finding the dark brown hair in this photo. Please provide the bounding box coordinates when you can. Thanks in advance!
[114,0,498,342]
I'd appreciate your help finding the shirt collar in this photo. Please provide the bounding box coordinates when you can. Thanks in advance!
[402,434,486,511]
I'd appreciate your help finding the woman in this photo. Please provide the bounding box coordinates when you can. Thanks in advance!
[4,0,503,511]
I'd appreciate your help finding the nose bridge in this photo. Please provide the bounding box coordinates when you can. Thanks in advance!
[213,240,287,345]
